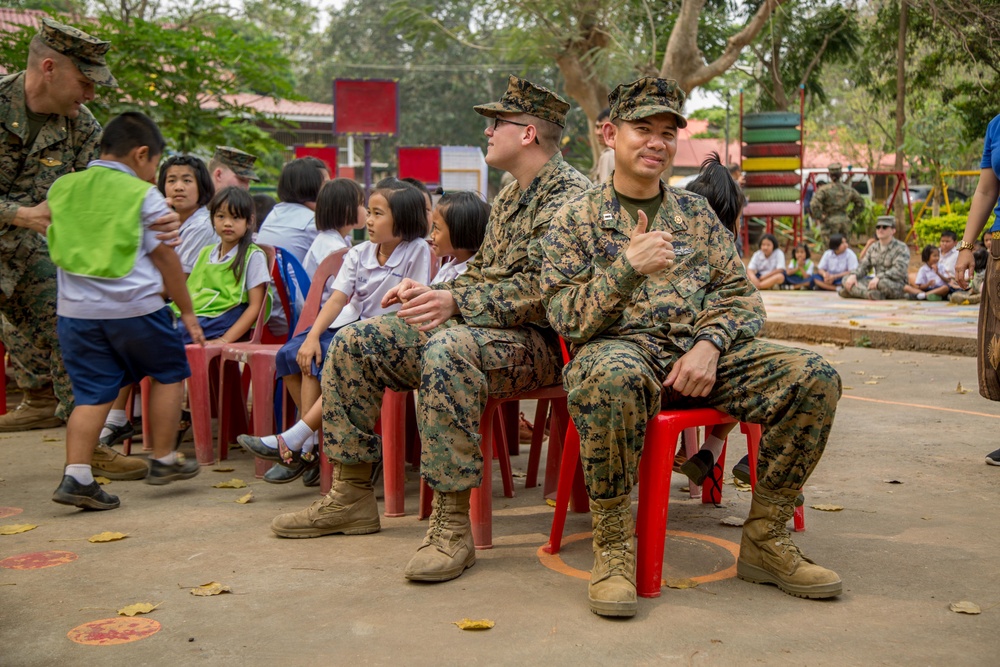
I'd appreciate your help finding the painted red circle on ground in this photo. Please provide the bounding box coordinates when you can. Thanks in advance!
[0,507,23,519]
[67,617,161,645]
[0,550,78,570]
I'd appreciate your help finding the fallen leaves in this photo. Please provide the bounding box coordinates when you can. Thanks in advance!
[213,479,247,489]
[864,380,879,385]
[117,602,160,617]
[190,581,231,596]
[212,467,235,473]
[810,504,844,512]
[545,498,556,507]
[664,577,699,590]
[235,491,253,504]
[0,524,37,535]
[94,477,111,486]
[89,532,128,543]
[955,382,970,394]
[949,601,981,614]
[849,320,860,326]
[453,618,494,630]
[852,370,866,375]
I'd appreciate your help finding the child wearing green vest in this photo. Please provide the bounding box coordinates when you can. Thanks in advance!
[172,187,269,345]
[47,111,205,511]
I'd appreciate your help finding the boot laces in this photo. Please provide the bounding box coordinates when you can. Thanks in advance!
[597,509,631,575]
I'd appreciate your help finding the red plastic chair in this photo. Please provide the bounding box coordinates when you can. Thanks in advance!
[121,377,151,455]
[218,249,348,475]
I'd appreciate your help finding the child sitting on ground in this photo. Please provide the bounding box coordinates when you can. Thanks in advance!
[784,243,815,289]
[813,234,859,291]
[237,180,432,483]
[746,233,786,290]
[950,246,988,304]
[174,187,270,344]
[905,244,950,301]
[47,111,205,511]
[239,190,490,485]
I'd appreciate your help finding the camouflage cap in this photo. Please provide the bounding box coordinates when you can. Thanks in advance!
[875,215,896,227]
[609,77,688,128]
[212,146,259,182]
[38,18,116,87]
[474,75,570,128]
[828,162,843,173]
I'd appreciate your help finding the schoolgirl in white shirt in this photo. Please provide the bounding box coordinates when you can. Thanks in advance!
[428,191,490,284]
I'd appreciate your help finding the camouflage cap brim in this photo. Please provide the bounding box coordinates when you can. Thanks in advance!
[473,101,522,119]
[616,104,688,128]
[76,61,117,88]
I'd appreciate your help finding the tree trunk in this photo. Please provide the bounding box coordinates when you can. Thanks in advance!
[894,0,908,228]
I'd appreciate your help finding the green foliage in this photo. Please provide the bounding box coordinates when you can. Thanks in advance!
[853,200,883,240]
[912,212,985,248]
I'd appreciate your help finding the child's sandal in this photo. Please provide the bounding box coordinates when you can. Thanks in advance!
[300,449,317,464]
[275,434,301,466]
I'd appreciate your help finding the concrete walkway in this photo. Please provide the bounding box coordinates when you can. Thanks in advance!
[1,332,998,664]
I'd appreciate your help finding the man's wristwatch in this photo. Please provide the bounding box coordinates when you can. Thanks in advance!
[958,240,976,251]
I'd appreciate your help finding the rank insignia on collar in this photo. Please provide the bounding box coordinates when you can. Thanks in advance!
[603,213,613,221]
[40,157,63,167]
[673,245,693,256]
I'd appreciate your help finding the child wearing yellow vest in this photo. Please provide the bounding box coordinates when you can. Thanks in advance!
[172,187,269,345]
[47,112,205,511]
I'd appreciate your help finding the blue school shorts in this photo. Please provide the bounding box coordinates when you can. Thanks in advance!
[275,325,339,378]
[180,304,248,344]
[57,307,190,405]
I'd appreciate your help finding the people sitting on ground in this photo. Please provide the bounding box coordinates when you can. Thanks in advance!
[904,245,951,301]
[839,216,910,300]
[47,112,205,511]
[746,233,786,290]
[784,243,816,290]
[812,234,858,291]
[256,156,330,263]
[238,190,488,486]
[950,246,988,305]
[937,230,959,286]
[173,187,270,344]
[238,180,432,485]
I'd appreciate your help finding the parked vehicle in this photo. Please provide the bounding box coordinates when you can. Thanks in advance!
[888,184,969,209]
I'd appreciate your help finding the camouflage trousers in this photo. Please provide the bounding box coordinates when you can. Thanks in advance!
[820,215,853,240]
[838,277,906,300]
[563,337,841,500]
[0,247,73,419]
[321,314,562,492]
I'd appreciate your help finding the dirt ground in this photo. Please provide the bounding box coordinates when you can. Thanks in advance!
[1,340,998,666]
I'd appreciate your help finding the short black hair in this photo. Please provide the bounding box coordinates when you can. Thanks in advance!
[436,191,489,252]
[793,243,811,260]
[401,177,432,200]
[940,230,958,242]
[596,107,611,122]
[157,155,214,208]
[686,152,744,235]
[921,244,938,263]
[315,178,364,232]
[252,194,276,225]
[371,183,428,242]
[828,234,846,251]
[760,233,780,250]
[374,177,410,192]
[277,157,327,205]
[100,112,166,159]
[209,187,257,283]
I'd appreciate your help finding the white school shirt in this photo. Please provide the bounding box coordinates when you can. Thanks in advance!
[747,248,785,275]
[175,206,216,274]
[205,242,271,292]
[938,247,958,281]
[817,248,859,275]
[256,202,317,263]
[303,230,353,275]
[327,239,432,329]
[56,160,171,320]
[915,264,946,289]
[431,255,474,284]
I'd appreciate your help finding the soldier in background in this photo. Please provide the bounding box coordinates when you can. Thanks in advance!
[208,146,259,191]
[839,216,910,300]
[810,162,866,242]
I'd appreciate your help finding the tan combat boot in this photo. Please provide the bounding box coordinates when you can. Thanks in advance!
[0,386,63,432]
[737,486,842,598]
[90,444,148,480]
[588,495,637,617]
[404,489,475,582]
[270,461,380,538]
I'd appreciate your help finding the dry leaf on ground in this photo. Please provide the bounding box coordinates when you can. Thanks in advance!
[190,581,231,596]
[732,479,751,491]
[720,516,745,527]
[42,436,60,442]
[89,531,128,543]
[810,504,844,512]
[236,491,253,504]
[949,601,981,614]
[213,479,247,489]
[853,370,866,375]
[453,618,494,630]
[849,320,860,326]
[864,380,879,385]
[212,467,235,473]
[664,578,699,589]
[0,524,37,535]
[94,477,111,485]
[883,479,903,484]
[956,382,970,394]
[842,386,855,391]
[117,602,160,617]
[545,498,556,507]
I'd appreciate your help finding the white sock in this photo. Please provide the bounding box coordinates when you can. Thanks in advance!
[66,464,94,485]
[702,434,726,460]
[154,452,177,465]
[917,292,927,300]
[100,409,129,440]
[299,430,320,456]
[258,420,313,452]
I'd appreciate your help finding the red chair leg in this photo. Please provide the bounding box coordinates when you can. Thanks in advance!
[494,411,515,499]
[635,417,679,599]
[469,402,496,549]
[525,398,551,488]
[702,440,726,505]
[381,390,409,517]
[739,422,804,531]
[543,419,582,555]
[186,350,217,465]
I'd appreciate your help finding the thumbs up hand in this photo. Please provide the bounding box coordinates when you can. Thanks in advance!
[625,210,675,275]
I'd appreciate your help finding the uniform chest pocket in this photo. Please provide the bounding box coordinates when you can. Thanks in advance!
[667,260,712,308]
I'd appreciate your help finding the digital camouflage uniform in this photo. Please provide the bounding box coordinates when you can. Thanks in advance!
[810,179,865,240]
[0,70,102,419]
[322,151,591,491]
[839,237,910,300]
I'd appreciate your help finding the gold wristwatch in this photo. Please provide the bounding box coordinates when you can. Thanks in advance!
[958,240,976,251]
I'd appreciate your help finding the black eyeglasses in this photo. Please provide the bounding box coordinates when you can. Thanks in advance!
[492,117,540,144]
[875,224,894,230]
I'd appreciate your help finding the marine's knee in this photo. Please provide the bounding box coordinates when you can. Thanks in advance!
[791,351,842,403]
[422,328,477,369]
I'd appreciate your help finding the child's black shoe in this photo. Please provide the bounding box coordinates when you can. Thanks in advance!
[52,475,120,510]
[147,453,200,485]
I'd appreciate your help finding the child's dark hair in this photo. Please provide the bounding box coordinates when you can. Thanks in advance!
[209,187,257,283]
[760,233,780,250]
[401,177,432,201]
[277,157,327,205]
[940,230,958,242]
[100,112,166,159]
[316,178,364,232]
[686,152,745,235]
[371,183,428,242]
[252,194,276,224]
[156,155,214,208]
[793,243,811,260]
[374,176,410,192]
[436,191,489,252]
[974,246,989,273]
[921,244,938,263]
[828,234,846,251]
